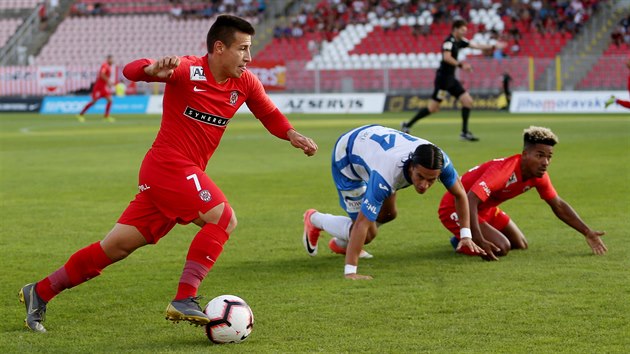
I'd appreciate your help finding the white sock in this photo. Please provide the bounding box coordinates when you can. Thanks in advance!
[332,237,348,248]
[311,212,352,241]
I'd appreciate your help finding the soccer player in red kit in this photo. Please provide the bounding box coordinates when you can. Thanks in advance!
[19,15,318,333]
[605,58,630,109]
[77,54,116,123]
[438,126,607,261]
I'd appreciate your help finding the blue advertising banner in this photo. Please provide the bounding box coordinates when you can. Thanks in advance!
[40,96,149,114]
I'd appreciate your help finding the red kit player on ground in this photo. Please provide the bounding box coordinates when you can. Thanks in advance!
[19,15,318,333]
[438,126,607,261]
[77,54,116,122]
[605,58,630,110]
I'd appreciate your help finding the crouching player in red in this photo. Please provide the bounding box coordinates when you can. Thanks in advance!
[438,126,607,261]
[19,15,318,333]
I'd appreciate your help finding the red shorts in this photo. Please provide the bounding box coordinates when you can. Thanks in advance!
[439,205,510,239]
[91,86,110,100]
[118,150,226,244]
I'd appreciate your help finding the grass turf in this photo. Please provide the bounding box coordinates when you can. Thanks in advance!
[1,111,628,353]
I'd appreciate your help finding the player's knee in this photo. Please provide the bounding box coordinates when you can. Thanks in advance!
[365,229,378,244]
[225,209,237,234]
[200,202,237,234]
[511,237,528,250]
[494,239,511,257]
[377,210,397,224]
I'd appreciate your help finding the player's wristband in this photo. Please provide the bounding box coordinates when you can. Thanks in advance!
[460,228,472,239]
[344,264,357,275]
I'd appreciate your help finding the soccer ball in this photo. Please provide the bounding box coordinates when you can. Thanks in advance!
[204,295,254,344]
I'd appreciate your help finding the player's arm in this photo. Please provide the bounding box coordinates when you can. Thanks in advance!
[256,109,318,156]
[469,41,506,51]
[344,211,374,280]
[99,67,109,82]
[545,196,607,255]
[443,49,472,72]
[468,192,500,261]
[447,179,486,255]
[122,56,180,82]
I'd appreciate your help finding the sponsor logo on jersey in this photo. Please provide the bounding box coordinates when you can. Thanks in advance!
[343,196,363,213]
[193,86,206,92]
[190,66,206,81]
[479,181,491,197]
[363,199,377,215]
[199,189,212,202]
[229,91,239,105]
[378,183,389,192]
[138,183,151,192]
[184,106,230,127]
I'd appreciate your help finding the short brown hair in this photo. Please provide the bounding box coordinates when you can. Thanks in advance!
[206,15,255,53]
[452,19,468,30]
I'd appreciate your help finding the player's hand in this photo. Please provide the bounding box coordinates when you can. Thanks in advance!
[345,273,373,280]
[145,56,181,79]
[287,129,318,156]
[495,41,508,49]
[478,239,500,261]
[457,238,486,256]
[461,62,473,72]
[585,230,607,255]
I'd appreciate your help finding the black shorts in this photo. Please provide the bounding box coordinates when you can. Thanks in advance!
[431,75,466,102]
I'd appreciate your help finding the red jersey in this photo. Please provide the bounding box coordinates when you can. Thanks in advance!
[123,55,277,169]
[93,61,111,91]
[441,154,558,212]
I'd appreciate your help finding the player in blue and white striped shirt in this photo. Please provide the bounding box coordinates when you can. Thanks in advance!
[302,125,484,279]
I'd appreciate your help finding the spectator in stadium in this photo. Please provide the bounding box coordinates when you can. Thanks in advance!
[302,124,484,280]
[501,71,513,110]
[76,54,116,123]
[439,126,607,261]
[605,58,630,110]
[401,19,504,141]
[19,14,318,333]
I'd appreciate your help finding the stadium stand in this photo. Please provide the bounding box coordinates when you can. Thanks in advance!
[0,0,40,11]
[0,0,624,96]
[252,0,605,92]
[576,42,630,90]
[0,18,22,47]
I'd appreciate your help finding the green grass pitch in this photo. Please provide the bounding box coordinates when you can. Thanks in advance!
[1,111,628,353]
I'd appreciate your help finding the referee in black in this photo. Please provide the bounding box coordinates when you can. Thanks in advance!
[402,19,502,141]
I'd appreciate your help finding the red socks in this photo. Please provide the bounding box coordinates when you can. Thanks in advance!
[617,99,630,109]
[36,241,113,302]
[174,223,230,300]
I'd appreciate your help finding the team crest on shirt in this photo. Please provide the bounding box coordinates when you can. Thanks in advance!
[229,91,239,105]
[505,173,517,188]
[190,66,206,81]
[199,190,212,202]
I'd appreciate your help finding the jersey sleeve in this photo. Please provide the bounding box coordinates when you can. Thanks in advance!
[442,40,453,52]
[468,159,516,202]
[122,57,188,84]
[535,173,558,200]
[461,38,470,48]
[361,171,392,222]
[244,71,277,117]
[439,151,458,189]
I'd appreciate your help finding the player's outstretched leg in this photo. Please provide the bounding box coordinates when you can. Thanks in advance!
[328,238,373,259]
[165,296,210,326]
[303,209,322,256]
[19,283,47,333]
